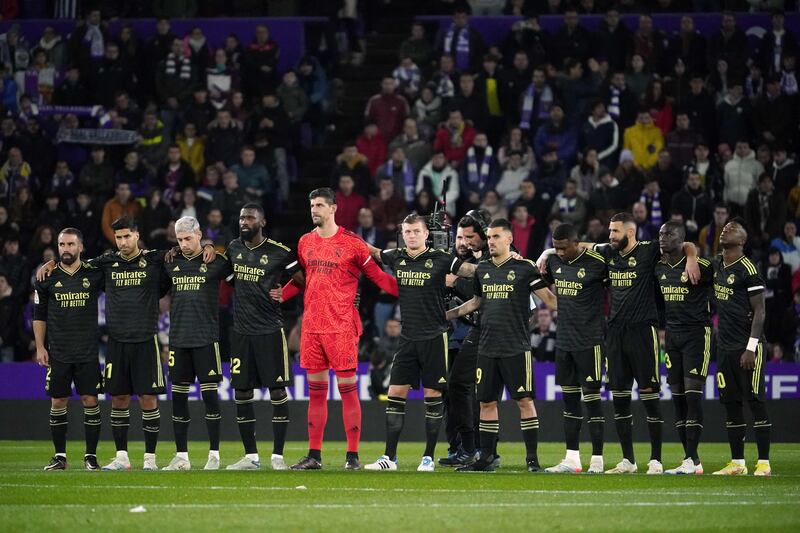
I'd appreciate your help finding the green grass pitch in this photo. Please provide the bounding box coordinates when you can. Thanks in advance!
[1,441,798,532]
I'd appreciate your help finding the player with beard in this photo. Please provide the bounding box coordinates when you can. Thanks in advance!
[538,212,700,474]
[440,210,491,468]
[274,188,399,470]
[711,219,771,476]
[34,228,105,470]
[225,204,301,471]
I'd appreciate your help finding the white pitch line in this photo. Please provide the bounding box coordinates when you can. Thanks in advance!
[0,501,797,510]
[0,483,794,498]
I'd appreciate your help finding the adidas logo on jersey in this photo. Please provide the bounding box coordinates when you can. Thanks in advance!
[483,273,490,279]
[586,376,594,382]
[399,260,406,265]
[173,266,180,271]
[236,253,243,259]
[276,376,283,382]
[208,370,217,376]
[556,267,562,273]
[438,377,446,384]
[689,368,698,375]
[516,386,525,392]
[55,281,63,287]
[152,382,158,388]
[112,262,119,267]
[661,274,666,280]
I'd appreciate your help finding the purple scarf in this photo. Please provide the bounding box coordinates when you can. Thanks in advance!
[386,160,415,203]
[444,24,471,71]
[466,146,493,189]
[519,83,553,131]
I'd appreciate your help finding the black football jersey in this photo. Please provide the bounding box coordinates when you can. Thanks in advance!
[712,254,765,351]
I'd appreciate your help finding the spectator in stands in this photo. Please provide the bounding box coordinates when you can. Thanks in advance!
[717,83,752,148]
[510,202,536,258]
[474,53,506,144]
[205,109,243,168]
[68,192,100,256]
[603,70,638,130]
[754,77,793,149]
[498,126,535,171]
[112,91,142,131]
[665,112,703,171]
[559,58,603,124]
[499,50,532,126]
[184,87,216,136]
[68,9,109,74]
[532,148,568,201]
[277,70,309,133]
[745,173,786,255]
[763,246,792,348]
[92,42,135,108]
[0,147,32,206]
[0,233,26,297]
[394,55,422,101]
[101,181,139,245]
[370,318,402,399]
[376,147,415,207]
[370,176,406,234]
[623,110,663,171]
[53,66,86,106]
[518,66,554,135]
[33,25,67,72]
[481,189,507,221]
[583,216,608,243]
[632,14,666,75]
[437,5,485,72]
[502,13,549,68]
[365,76,409,146]
[413,83,443,133]
[459,132,499,206]
[769,145,797,197]
[241,23,280,98]
[452,72,488,134]
[0,272,15,361]
[355,207,385,248]
[651,149,683,208]
[580,100,620,170]
[497,150,532,205]
[157,144,195,205]
[681,75,714,151]
[417,150,459,216]
[356,123,387,179]
[335,174,367,232]
[724,139,763,214]
[644,80,673,135]
[399,22,433,68]
[185,26,211,74]
[138,109,170,171]
[708,12,749,79]
[431,54,458,106]
[433,109,476,168]
[203,207,233,249]
[771,221,800,273]
[669,15,707,77]
[176,122,205,178]
[388,118,431,174]
[43,160,76,206]
[589,167,623,226]
[207,48,239,110]
[117,150,154,200]
[173,186,210,224]
[331,141,372,198]
[230,145,269,204]
[551,179,587,229]
[534,104,578,168]
[626,54,654,103]
[594,8,632,74]
[531,307,556,362]
[213,170,245,232]
[569,149,600,200]
[671,166,712,243]
[551,9,592,68]
[155,37,195,112]
[632,200,655,240]
[140,188,172,250]
[77,145,114,206]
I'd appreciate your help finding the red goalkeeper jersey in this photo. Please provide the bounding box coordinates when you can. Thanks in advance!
[297,226,397,335]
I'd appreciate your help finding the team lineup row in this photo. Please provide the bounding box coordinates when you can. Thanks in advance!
[31,189,771,476]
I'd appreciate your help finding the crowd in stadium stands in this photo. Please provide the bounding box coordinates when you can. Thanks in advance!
[1,1,800,378]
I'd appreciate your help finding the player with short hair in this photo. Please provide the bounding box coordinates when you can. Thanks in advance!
[711,219,771,476]
[447,219,556,472]
[36,216,216,470]
[34,228,105,471]
[541,223,608,474]
[276,187,399,470]
[225,204,300,471]
[161,216,232,471]
[656,221,713,475]
[363,214,477,471]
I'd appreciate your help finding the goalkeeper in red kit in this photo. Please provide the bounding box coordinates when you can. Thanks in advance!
[275,188,399,470]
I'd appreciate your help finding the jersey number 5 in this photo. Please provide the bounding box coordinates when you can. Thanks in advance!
[168,351,175,367]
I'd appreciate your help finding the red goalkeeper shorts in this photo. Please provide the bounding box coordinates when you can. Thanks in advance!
[300,332,359,372]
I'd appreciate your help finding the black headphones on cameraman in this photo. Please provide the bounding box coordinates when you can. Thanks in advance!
[463,209,491,240]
